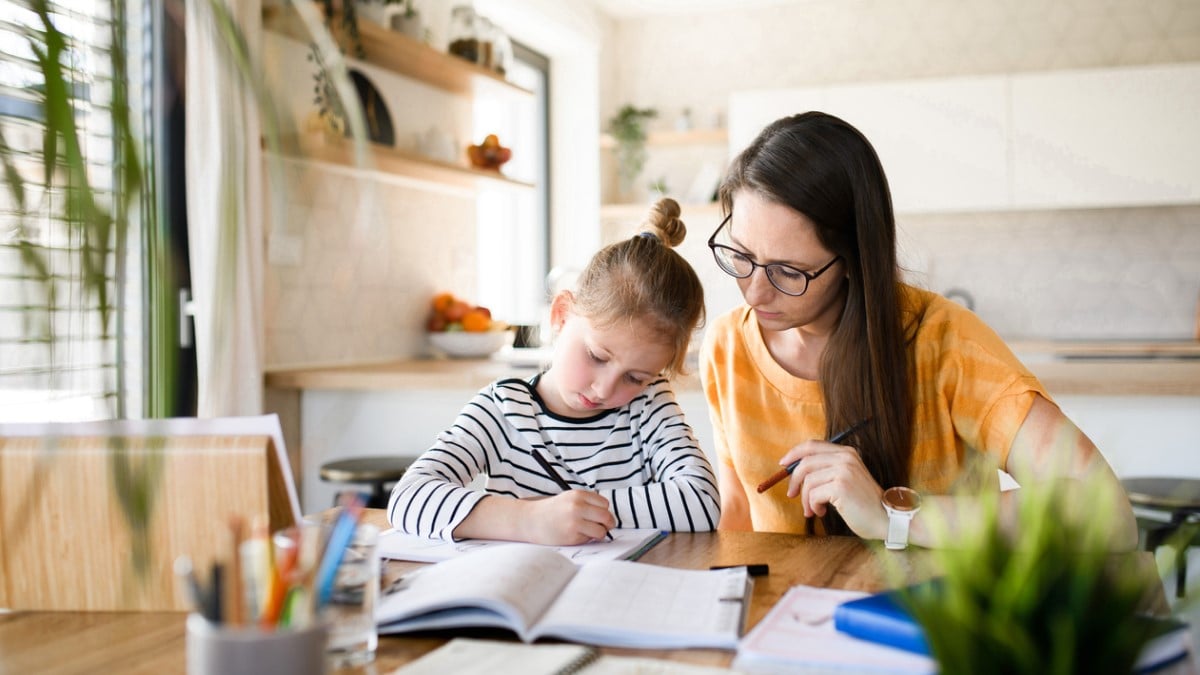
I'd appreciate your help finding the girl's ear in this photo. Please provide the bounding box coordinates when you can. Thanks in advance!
[548,291,574,332]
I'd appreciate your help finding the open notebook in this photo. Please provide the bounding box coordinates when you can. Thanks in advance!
[377,544,751,649]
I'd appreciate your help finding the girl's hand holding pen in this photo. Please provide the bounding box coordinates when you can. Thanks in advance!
[523,490,616,546]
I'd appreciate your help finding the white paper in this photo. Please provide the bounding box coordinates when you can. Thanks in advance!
[734,585,935,674]
[377,528,666,564]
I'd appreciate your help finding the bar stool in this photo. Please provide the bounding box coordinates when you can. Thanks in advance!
[1121,477,1200,599]
[319,456,411,510]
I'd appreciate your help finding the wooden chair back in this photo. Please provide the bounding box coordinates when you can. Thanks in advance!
[0,431,297,611]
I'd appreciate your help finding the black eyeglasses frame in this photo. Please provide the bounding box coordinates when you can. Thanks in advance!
[706,214,841,297]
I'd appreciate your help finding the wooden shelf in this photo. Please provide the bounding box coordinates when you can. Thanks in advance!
[599,128,728,149]
[272,134,535,192]
[600,202,721,219]
[262,5,534,99]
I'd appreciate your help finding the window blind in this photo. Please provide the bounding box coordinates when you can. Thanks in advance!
[0,1,139,422]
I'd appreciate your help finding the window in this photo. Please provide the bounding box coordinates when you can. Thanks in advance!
[473,40,549,326]
[0,1,149,421]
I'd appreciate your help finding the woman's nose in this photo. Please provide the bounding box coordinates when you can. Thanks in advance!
[741,267,776,304]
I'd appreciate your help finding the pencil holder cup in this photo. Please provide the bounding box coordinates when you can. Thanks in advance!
[185,613,329,675]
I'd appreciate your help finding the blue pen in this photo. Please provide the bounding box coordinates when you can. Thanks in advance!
[314,494,366,607]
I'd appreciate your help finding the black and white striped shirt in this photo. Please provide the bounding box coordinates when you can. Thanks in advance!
[387,375,721,541]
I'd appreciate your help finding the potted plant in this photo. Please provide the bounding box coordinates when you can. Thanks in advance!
[607,104,657,200]
[387,0,422,40]
[897,463,1175,674]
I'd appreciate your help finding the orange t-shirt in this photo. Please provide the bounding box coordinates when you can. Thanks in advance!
[699,285,1049,534]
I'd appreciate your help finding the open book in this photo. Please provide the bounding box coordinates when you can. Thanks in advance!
[376,544,751,649]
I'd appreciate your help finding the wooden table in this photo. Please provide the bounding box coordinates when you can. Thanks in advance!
[0,510,1181,674]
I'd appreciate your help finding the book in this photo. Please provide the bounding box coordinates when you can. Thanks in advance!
[833,586,1192,674]
[376,544,750,649]
[378,528,668,564]
[733,585,935,674]
[393,638,737,675]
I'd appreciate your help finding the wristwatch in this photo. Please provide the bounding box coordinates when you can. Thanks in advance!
[881,486,921,550]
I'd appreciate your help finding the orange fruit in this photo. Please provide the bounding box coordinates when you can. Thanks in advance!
[462,308,492,332]
[431,292,456,314]
[444,300,471,322]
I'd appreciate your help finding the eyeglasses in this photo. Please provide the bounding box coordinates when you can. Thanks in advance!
[707,214,841,297]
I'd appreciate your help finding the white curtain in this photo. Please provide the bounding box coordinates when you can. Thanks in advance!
[185,0,264,416]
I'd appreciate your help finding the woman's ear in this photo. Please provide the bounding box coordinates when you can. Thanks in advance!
[548,291,574,332]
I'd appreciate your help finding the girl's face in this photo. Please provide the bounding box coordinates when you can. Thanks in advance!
[538,297,674,419]
[727,189,847,334]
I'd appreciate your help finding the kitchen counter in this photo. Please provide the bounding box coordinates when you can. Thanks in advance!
[265,342,1200,396]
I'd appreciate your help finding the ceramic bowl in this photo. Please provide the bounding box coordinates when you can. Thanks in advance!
[428,330,512,358]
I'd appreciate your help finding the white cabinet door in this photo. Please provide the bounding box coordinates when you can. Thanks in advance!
[731,63,1200,213]
[729,76,1010,214]
[1010,63,1200,209]
[822,77,1010,214]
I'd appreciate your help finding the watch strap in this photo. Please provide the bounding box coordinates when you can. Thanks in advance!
[885,511,911,550]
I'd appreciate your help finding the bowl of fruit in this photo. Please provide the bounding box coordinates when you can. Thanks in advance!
[466,134,512,171]
[426,292,512,358]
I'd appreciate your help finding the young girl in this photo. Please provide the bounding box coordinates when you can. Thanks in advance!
[388,198,720,545]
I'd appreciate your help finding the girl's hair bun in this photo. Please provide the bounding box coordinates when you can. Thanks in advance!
[638,197,686,248]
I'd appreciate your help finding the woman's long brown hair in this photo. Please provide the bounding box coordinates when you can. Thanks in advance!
[718,112,915,535]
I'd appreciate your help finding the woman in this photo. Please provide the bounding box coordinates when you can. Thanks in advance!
[700,111,1136,549]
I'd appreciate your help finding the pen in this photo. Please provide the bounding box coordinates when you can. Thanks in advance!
[174,555,208,619]
[756,417,873,494]
[315,493,366,607]
[531,448,572,491]
[531,449,613,541]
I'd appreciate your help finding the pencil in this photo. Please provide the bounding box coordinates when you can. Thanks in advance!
[755,417,873,494]
[531,449,612,541]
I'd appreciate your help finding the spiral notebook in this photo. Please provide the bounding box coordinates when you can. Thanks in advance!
[392,638,735,675]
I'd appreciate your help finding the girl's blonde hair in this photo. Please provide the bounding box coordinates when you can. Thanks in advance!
[572,198,705,377]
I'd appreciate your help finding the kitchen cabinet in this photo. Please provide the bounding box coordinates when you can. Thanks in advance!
[1010,63,1200,209]
[728,62,1200,213]
[262,4,535,194]
[730,77,1011,213]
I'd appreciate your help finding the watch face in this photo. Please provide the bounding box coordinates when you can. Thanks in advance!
[883,486,921,512]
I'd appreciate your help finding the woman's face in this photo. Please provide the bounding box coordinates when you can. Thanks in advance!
[725,189,847,334]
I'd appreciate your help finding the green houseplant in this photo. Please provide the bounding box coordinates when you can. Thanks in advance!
[607,104,657,198]
[897,465,1173,674]
[1,0,363,593]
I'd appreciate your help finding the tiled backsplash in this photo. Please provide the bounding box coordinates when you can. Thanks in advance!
[898,205,1200,340]
[264,163,478,368]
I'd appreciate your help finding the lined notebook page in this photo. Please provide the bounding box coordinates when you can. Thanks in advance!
[537,562,748,648]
